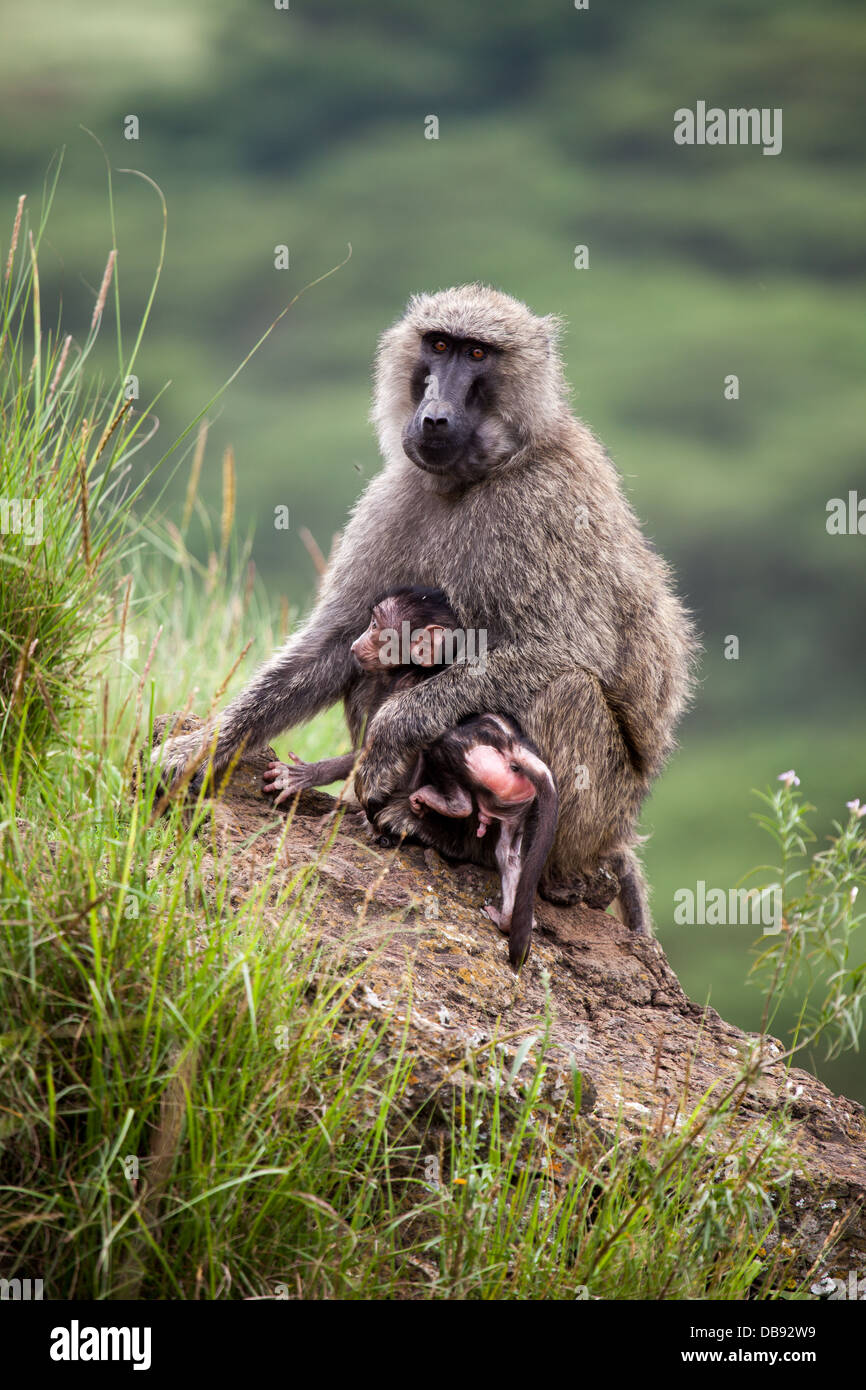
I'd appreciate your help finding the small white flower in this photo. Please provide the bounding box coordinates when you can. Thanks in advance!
[778,770,800,788]
[846,799,866,818]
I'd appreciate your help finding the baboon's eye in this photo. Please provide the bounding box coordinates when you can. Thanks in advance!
[469,345,486,361]
[432,339,448,353]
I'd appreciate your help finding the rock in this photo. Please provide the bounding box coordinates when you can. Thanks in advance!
[148,713,866,1279]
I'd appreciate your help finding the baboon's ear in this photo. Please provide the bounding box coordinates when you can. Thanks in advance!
[410,624,447,666]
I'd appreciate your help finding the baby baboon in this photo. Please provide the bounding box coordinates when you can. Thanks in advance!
[262,584,455,804]
[155,285,697,935]
[409,713,557,968]
[263,587,558,967]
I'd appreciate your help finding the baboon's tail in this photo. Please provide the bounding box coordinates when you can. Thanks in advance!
[508,756,559,970]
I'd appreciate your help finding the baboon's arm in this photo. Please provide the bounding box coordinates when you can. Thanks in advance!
[151,467,414,788]
[357,642,560,812]
[152,595,365,786]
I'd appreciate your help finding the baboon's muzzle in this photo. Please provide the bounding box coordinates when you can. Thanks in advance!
[403,356,475,473]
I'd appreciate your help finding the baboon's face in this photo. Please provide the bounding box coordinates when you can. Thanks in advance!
[350,602,398,672]
[350,596,453,672]
[402,333,514,484]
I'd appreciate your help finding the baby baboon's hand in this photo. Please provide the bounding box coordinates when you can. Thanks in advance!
[263,754,313,807]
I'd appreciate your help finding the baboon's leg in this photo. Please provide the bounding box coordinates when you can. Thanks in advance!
[264,752,357,807]
[581,864,621,911]
[409,782,473,818]
[522,669,647,908]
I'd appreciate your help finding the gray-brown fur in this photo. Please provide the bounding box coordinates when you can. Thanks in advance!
[154,285,698,934]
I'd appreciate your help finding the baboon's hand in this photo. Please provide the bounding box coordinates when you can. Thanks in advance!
[263,755,312,807]
[354,730,418,820]
[150,728,214,791]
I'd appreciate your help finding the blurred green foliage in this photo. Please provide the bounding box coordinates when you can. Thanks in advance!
[1,0,863,1097]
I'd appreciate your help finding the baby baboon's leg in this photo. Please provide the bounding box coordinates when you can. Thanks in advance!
[484,822,524,934]
[264,752,356,806]
[409,781,473,819]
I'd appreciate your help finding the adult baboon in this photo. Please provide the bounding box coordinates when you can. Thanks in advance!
[154,285,697,934]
